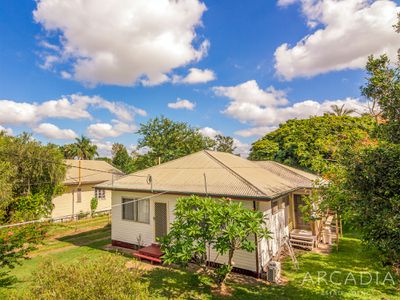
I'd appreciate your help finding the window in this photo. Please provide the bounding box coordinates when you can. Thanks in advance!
[95,188,106,200]
[272,199,279,215]
[278,198,284,210]
[77,188,82,203]
[122,198,150,223]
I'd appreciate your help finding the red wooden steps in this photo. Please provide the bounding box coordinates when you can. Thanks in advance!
[133,244,163,264]
[133,252,161,263]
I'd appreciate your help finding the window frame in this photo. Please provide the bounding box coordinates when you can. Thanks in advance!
[77,188,82,203]
[121,197,150,224]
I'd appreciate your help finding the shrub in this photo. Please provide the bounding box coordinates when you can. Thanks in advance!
[0,223,47,287]
[18,254,149,300]
[161,196,270,284]
[90,197,98,217]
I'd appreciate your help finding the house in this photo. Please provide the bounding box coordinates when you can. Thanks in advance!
[51,160,124,219]
[96,150,321,276]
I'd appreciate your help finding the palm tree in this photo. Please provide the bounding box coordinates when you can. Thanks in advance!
[329,104,357,116]
[63,135,98,160]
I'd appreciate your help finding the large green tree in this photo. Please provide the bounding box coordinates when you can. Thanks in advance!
[0,134,63,286]
[62,135,98,160]
[136,116,214,168]
[0,133,66,222]
[342,144,400,264]
[337,53,400,265]
[361,54,400,143]
[111,143,134,174]
[249,115,374,174]
[212,134,236,154]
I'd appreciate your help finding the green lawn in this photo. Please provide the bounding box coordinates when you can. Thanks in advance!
[1,216,399,300]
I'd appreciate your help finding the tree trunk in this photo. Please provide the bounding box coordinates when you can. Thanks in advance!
[228,249,234,267]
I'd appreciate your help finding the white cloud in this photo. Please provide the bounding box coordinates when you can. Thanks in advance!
[0,94,146,126]
[0,125,13,136]
[233,139,250,158]
[173,68,216,84]
[214,80,368,133]
[87,120,136,140]
[275,0,400,80]
[0,100,39,125]
[34,0,209,86]
[213,80,288,108]
[93,140,113,157]
[235,126,278,138]
[34,123,77,140]
[277,0,298,6]
[168,98,196,110]
[199,127,221,138]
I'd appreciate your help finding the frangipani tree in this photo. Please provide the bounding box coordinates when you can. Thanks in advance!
[161,196,270,284]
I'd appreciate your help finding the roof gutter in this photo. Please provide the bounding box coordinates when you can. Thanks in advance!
[95,185,273,201]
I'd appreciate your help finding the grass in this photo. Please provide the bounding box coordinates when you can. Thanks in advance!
[1,216,399,300]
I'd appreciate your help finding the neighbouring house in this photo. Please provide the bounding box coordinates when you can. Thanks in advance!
[96,150,323,276]
[51,160,124,219]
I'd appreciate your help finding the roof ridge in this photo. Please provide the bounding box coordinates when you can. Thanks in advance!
[111,150,209,183]
[204,150,266,197]
[269,161,315,182]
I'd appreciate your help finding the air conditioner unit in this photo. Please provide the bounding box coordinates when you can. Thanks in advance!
[266,261,281,283]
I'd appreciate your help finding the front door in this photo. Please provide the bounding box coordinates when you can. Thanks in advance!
[294,194,311,230]
[154,202,168,240]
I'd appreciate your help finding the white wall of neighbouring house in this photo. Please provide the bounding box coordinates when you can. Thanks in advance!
[51,184,111,218]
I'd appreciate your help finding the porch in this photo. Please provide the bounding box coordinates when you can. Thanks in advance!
[288,192,340,250]
[289,216,339,250]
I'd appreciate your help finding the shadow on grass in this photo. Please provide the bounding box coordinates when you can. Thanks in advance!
[144,267,212,299]
[143,237,399,300]
[278,237,400,299]
[55,224,111,246]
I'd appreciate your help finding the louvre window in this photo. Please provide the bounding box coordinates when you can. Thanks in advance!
[95,188,106,200]
[122,198,150,223]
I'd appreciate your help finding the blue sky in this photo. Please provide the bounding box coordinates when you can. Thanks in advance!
[0,0,399,156]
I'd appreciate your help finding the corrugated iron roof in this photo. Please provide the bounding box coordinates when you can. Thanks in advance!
[253,161,319,188]
[96,151,319,199]
[64,160,124,185]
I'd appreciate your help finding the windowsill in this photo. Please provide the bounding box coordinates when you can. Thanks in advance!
[121,218,150,225]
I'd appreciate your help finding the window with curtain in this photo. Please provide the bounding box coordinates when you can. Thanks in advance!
[122,198,150,223]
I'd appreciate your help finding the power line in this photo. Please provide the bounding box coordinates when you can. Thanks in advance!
[0,191,168,229]
[1,150,148,178]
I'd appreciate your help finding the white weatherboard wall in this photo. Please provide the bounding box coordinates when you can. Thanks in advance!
[258,198,289,271]
[111,192,292,273]
[112,193,262,272]
[111,191,177,246]
[52,184,111,218]
[207,200,258,272]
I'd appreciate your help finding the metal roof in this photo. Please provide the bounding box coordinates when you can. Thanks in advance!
[64,160,124,185]
[96,151,319,199]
